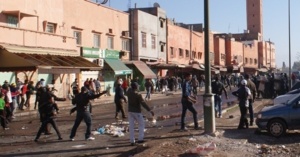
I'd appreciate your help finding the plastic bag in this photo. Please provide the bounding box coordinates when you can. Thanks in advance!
[186,142,216,155]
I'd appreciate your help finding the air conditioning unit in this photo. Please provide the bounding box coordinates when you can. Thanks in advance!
[97,59,104,66]
[122,31,129,37]
[108,28,113,34]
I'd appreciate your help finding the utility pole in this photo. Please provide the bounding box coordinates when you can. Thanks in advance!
[203,0,215,134]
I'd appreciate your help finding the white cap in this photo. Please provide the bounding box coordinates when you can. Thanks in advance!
[241,79,247,85]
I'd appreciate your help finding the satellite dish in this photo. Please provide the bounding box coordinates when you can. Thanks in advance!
[153,2,160,8]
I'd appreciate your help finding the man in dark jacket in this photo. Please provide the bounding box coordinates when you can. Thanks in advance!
[212,76,228,118]
[114,79,127,119]
[34,86,64,142]
[244,74,257,126]
[127,82,154,146]
[70,87,106,141]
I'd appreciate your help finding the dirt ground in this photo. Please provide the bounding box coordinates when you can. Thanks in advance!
[2,98,300,157]
[128,99,300,157]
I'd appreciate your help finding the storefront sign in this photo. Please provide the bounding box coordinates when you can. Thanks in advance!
[105,49,119,59]
[81,47,99,58]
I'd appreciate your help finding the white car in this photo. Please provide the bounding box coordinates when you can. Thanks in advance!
[273,89,300,104]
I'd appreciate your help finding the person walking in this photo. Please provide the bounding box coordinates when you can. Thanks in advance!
[0,93,9,130]
[69,87,107,141]
[180,73,199,131]
[232,79,251,129]
[114,79,127,119]
[244,74,257,126]
[212,76,228,118]
[144,79,153,101]
[24,81,34,109]
[34,90,63,142]
[126,82,154,146]
[71,78,79,96]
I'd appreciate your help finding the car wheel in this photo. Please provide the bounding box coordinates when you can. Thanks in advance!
[267,119,286,137]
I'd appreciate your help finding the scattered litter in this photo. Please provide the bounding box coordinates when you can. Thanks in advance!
[189,137,197,142]
[106,147,109,150]
[91,131,100,135]
[97,125,127,137]
[186,142,216,155]
[72,145,85,148]
[21,126,27,130]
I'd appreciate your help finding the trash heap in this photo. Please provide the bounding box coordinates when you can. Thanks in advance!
[97,124,129,137]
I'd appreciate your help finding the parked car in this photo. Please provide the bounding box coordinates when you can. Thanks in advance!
[273,88,300,105]
[256,93,300,137]
[291,81,300,91]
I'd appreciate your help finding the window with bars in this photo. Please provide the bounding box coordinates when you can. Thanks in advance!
[74,31,82,45]
[93,34,101,48]
[122,39,130,51]
[107,36,114,49]
[46,23,56,33]
[198,52,202,59]
[142,32,146,48]
[7,15,18,27]
[151,35,156,49]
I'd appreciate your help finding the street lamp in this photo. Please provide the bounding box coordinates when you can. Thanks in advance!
[288,0,292,89]
[203,0,215,134]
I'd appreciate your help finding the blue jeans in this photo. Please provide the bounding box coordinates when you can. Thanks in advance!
[145,87,151,99]
[70,111,92,139]
[214,95,222,117]
[180,98,198,129]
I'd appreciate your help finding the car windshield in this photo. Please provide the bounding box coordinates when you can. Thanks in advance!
[287,89,300,94]
[287,93,300,104]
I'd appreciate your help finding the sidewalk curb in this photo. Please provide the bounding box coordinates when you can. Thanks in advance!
[14,91,182,117]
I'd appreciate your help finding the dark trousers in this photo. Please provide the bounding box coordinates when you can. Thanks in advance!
[0,110,7,129]
[238,105,248,128]
[248,99,254,124]
[24,93,31,108]
[19,94,25,109]
[34,95,40,109]
[35,116,61,140]
[70,111,92,139]
[180,99,198,129]
[115,101,126,117]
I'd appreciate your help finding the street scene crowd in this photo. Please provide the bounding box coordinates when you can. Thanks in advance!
[0,71,292,146]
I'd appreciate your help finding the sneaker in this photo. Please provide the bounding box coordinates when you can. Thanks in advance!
[131,142,137,146]
[58,137,63,140]
[4,127,9,130]
[34,139,38,142]
[180,127,188,132]
[86,137,95,141]
[70,138,75,141]
[137,140,145,144]
[219,115,222,118]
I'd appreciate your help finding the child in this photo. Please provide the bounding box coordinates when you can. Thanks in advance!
[0,93,9,130]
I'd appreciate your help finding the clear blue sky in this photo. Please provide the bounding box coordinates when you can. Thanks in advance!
[103,0,300,68]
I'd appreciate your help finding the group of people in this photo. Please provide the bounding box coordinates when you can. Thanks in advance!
[0,78,38,130]
[70,77,154,145]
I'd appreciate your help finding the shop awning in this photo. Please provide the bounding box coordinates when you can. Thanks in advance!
[104,58,132,75]
[0,48,102,73]
[125,61,156,79]
[186,64,204,71]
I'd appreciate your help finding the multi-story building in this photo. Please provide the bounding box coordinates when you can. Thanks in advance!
[128,6,166,89]
[0,0,134,96]
[166,20,204,76]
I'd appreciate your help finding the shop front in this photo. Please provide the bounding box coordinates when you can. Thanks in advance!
[124,61,157,91]
[0,44,102,98]
[102,50,132,95]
